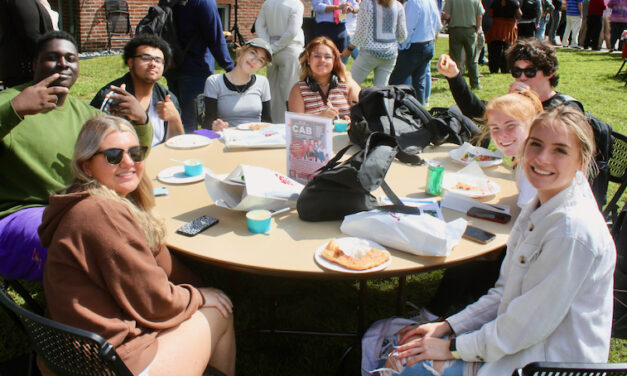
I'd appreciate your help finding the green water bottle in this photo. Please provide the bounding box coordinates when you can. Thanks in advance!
[426,161,444,195]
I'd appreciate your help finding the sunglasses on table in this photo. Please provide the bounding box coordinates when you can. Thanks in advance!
[95,146,148,165]
[511,67,538,78]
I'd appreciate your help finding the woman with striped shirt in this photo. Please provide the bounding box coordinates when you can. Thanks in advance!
[288,36,361,120]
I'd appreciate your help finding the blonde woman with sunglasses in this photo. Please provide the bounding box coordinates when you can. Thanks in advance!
[39,116,236,376]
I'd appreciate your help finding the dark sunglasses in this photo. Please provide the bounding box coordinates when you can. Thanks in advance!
[95,146,148,165]
[511,67,538,78]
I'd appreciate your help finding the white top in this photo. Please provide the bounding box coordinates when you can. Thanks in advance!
[515,168,536,208]
[255,0,304,54]
[447,178,616,376]
[351,0,407,59]
[148,99,166,146]
[203,74,271,127]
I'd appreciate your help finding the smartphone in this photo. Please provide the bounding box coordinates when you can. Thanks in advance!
[153,187,169,197]
[467,207,512,224]
[176,215,219,237]
[463,225,496,244]
[99,91,120,115]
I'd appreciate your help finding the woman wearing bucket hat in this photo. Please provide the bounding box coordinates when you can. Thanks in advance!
[202,38,273,130]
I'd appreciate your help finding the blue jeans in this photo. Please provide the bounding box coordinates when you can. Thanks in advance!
[167,74,207,133]
[388,41,434,104]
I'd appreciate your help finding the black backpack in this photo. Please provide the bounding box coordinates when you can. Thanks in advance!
[521,0,540,20]
[612,203,627,339]
[135,0,191,72]
[548,94,615,209]
[349,86,480,165]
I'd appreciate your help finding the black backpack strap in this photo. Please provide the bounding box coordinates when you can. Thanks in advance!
[316,143,353,172]
[377,180,421,214]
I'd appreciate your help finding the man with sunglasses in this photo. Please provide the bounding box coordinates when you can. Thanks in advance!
[0,31,153,282]
[91,34,184,146]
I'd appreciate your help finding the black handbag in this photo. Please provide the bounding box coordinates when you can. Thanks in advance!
[297,132,419,222]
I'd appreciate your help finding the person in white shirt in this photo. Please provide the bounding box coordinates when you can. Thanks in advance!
[255,0,304,123]
[372,105,615,376]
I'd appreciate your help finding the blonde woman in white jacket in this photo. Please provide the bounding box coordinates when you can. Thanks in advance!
[374,106,616,376]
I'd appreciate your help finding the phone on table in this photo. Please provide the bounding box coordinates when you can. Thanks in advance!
[467,207,511,224]
[176,215,219,237]
[463,225,496,244]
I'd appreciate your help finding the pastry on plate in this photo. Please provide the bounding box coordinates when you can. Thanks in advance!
[250,123,271,130]
[321,238,390,271]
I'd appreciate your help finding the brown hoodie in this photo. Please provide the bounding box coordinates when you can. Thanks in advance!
[39,191,204,374]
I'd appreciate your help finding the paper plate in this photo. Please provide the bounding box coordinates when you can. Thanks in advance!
[236,122,274,130]
[442,173,500,198]
[449,145,503,167]
[165,134,212,149]
[314,237,391,274]
[157,166,212,184]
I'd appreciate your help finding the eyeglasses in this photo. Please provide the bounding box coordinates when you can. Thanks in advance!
[511,67,538,78]
[134,54,165,65]
[94,146,148,165]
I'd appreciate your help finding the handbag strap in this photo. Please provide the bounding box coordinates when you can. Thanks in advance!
[377,180,421,215]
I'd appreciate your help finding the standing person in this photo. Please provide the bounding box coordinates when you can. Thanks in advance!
[485,0,522,74]
[537,0,556,39]
[517,0,543,38]
[547,0,564,43]
[388,0,442,104]
[288,37,361,120]
[340,0,361,65]
[91,34,184,146]
[442,0,485,90]
[168,0,234,133]
[202,39,272,130]
[312,0,358,52]
[599,6,613,48]
[0,0,54,88]
[0,31,152,282]
[608,0,627,51]
[584,0,607,49]
[367,106,616,376]
[348,0,408,86]
[40,116,236,376]
[562,0,584,47]
[255,0,305,123]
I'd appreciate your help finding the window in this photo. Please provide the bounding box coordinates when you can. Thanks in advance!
[217,4,230,31]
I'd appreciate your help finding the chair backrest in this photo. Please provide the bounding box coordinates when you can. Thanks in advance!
[0,282,133,376]
[105,0,131,34]
[513,362,627,376]
[604,131,627,226]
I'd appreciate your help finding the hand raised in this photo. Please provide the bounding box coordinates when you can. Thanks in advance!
[107,84,148,124]
[437,54,460,78]
[156,94,180,122]
[508,81,531,94]
[199,287,233,318]
[10,74,70,117]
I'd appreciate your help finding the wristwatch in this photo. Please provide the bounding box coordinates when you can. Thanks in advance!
[347,44,355,52]
[449,338,462,359]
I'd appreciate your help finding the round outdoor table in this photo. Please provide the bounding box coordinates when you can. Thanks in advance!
[147,133,520,280]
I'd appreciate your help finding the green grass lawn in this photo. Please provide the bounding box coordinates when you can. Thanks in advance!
[1,39,625,374]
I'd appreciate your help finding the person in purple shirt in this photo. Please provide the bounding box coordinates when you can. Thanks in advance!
[167,0,234,133]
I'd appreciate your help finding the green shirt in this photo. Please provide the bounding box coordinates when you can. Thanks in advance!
[0,83,153,219]
[443,0,485,28]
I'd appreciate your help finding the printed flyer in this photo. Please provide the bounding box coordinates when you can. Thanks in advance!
[285,112,333,184]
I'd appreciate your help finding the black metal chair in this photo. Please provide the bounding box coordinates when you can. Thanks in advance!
[105,0,133,51]
[0,281,133,376]
[604,131,627,228]
[512,361,627,376]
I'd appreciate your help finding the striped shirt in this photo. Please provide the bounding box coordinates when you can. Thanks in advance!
[297,80,351,118]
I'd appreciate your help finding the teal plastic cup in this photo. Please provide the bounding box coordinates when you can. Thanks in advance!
[183,159,203,177]
[246,210,271,233]
[333,120,349,132]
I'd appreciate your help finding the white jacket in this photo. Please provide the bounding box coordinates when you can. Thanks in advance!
[448,177,616,375]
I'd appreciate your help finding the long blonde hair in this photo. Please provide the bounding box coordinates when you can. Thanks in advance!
[70,116,166,252]
[525,105,597,179]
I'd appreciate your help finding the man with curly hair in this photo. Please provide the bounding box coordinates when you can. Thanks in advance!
[91,34,183,146]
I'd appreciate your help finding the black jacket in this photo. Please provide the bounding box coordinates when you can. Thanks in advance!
[90,73,181,145]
